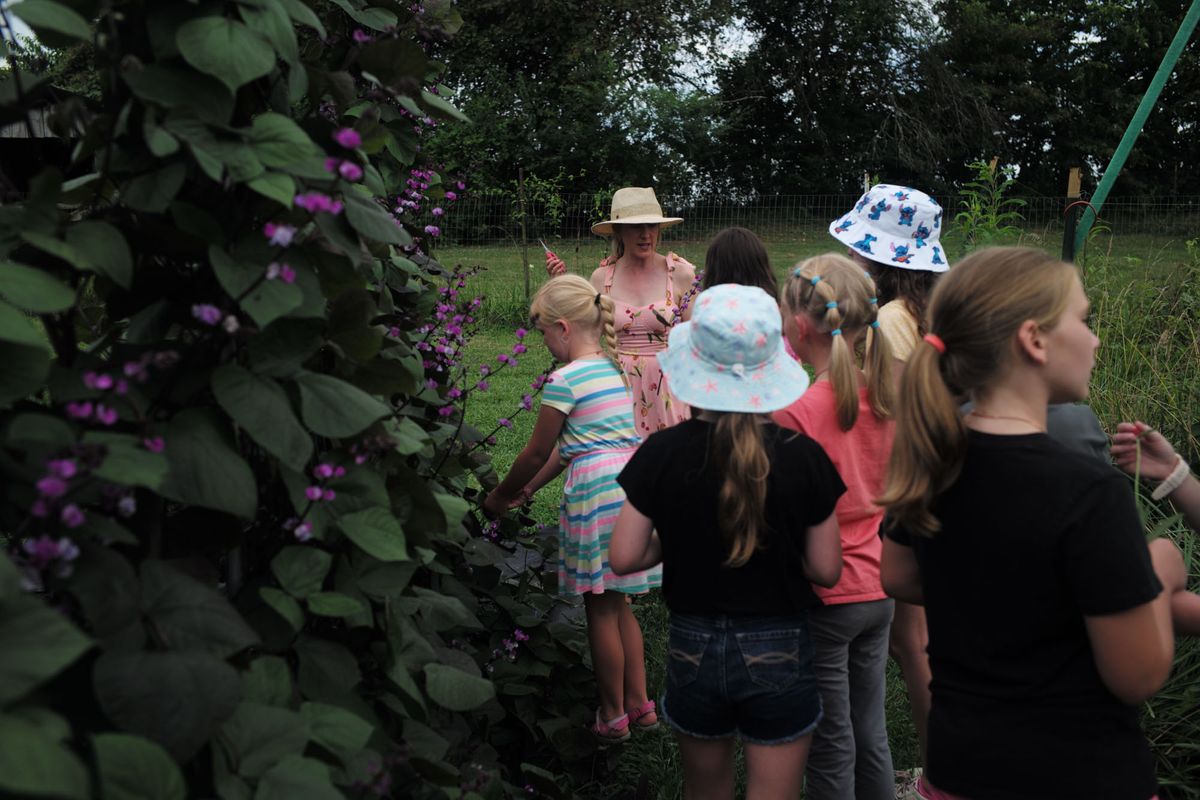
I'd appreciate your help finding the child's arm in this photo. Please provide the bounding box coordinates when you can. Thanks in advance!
[483,405,567,515]
[610,501,661,575]
[1172,591,1200,636]
[881,537,924,604]
[803,512,842,588]
[1084,537,1185,704]
[1112,421,1200,531]
[524,456,568,500]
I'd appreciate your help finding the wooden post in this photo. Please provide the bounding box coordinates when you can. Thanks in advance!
[1062,167,1082,262]
[518,167,530,302]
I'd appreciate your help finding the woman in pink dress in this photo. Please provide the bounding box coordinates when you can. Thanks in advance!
[547,187,698,434]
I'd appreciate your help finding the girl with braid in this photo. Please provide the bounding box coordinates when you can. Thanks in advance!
[774,254,897,800]
[611,283,844,799]
[485,274,661,743]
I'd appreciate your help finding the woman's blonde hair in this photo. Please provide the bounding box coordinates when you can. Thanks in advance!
[877,247,1079,537]
[530,274,624,384]
[782,253,894,430]
[709,412,770,567]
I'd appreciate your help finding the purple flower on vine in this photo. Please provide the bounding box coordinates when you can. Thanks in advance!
[295,192,343,215]
[47,459,77,479]
[60,504,86,528]
[445,191,457,201]
[143,437,165,453]
[117,495,137,517]
[476,380,489,391]
[512,343,527,355]
[313,463,335,479]
[431,207,444,217]
[263,222,296,247]
[305,486,324,501]
[352,28,373,44]
[333,127,362,149]
[84,371,113,391]
[437,406,455,417]
[36,476,68,499]
[424,225,441,237]
[95,405,118,426]
[294,521,313,542]
[266,262,297,284]
[192,304,223,326]
[521,394,533,411]
[514,328,527,340]
[514,628,530,642]
[497,418,512,429]
[66,401,93,420]
[23,535,80,575]
[338,161,364,182]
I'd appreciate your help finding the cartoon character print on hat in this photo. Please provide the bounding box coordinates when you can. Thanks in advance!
[932,246,945,265]
[834,217,854,234]
[914,222,931,248]
[891,243,913,264]
[898,204,916,226]
[934,208,943,229]
[893,189,911,201]
[852,233,878,254]
[855,194,872,213]
[868,198,892,220]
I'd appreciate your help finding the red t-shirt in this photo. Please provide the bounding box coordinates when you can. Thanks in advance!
[773,381,894,604]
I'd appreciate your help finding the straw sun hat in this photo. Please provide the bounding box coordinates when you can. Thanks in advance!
[591,187,684,235]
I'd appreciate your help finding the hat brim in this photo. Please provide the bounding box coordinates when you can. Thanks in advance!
[657,322,811,414]
[828,217,949,273]
[591,216,684,236]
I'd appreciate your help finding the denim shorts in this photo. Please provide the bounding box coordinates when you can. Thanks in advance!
[659,612,823,745]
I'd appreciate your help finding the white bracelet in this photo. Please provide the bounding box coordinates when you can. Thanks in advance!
[1151,456,1191,501]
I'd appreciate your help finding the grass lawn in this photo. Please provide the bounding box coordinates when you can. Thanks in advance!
[454,228,1199,797]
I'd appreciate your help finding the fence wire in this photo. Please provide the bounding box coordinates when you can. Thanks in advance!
[440,193,1200,248]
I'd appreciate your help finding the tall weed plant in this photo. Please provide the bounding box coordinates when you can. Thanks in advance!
[953,159,1026,252]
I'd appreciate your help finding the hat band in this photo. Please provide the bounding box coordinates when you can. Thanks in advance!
[689,342,773,379]
[612,202,668,221]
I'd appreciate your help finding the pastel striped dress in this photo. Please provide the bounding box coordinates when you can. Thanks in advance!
[541,357,662,595]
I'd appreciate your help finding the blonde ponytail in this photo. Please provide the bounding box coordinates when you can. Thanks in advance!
[597,293,628,389]
[532,274,627,386]
[712,412,770,566]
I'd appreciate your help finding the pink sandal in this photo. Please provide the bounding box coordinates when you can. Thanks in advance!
[592,711,631,744]
[627,700,660,731]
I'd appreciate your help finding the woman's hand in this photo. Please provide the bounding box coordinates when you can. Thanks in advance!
[483,488,511,516]
[1112,421,1179,481]
[546,251,566,277]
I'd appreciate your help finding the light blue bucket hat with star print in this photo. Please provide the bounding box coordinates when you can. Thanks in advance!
[828,183,949,272]
[657,284,809,413]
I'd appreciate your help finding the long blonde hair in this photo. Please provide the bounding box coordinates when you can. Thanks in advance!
[782,254,894,430]
[877,247,1078,537]
[709,412,770,567]
[530,274,625,385]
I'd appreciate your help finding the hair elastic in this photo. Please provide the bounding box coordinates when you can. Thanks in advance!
[830,328,842,336]
[868,296,878,306]
[810,275,822,286]
[825,301,837,309]
[792,267,805,278]
[594,293,602,307]
[871,321,880,329]
[923,333,946,354]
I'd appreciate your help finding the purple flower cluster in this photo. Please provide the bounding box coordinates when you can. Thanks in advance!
[484,627,531,673]
[22,535,80,578]
[294,192,344,215]
[350,433,397,465]
[265,262,296,284]
[333,127,361,149]
[65,401,118,426]
[325,157,364,183]
[263,222,296,247]
[283,517,314,542]
[30,458,88,530]
[304,461,345,504]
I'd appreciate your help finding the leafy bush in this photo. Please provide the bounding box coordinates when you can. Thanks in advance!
[0,2,596,797]
[953,159,1026,251]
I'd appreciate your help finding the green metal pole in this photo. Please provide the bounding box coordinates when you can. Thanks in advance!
[1074,0,1200,257]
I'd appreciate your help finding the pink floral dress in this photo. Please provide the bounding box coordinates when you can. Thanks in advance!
[603,253,694,434]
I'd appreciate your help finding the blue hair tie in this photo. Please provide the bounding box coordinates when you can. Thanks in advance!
[871,321,880,329]
[792,267,804,278]
[825,301,837,309]
[868,296,878,305]
[831,328,842,336]
[810,275,822,286]
[863,270,873,280]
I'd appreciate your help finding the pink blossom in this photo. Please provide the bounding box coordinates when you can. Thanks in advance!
[60,504,86,528]
[512,343,527,355]
[515,328,527,340]
[333,127,362,149]
[456,181,466,190]
[263,222,296,247]
[321,488,336,502]
[143,437,165,453]
[497,418,512,429]
[36,476,68,498]
[423,225,440,237]
[294,192,343,215]
[437,406,455,417]
[324,157,341,173]
[313,463,335,479]
[66,401,93,419]
[431,206,444,217]
[305,486,323,501]
[96,405,118,426]
[114,379,129,396]
[521,394,533,411]
[47,459,77,479]
[123,361,145,378]
[338,161,363,182]
[445,191,458,201]
[514,628,530,642]
[333,466,346,478]
[84,371,114,390]
[294,521,313,542]
[352,28,373,44]
[192,304,223,325]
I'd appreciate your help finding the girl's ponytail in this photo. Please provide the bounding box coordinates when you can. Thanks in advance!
[877,340,965,537]
[816,281,860,430]
[597,293,628,389]
[712,412,769,566]
[864,289,894,421]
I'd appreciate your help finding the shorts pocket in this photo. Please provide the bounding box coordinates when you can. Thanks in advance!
[666,627,710,690]
[735,629,801,691]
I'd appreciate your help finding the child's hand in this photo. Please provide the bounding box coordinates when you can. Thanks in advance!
[1112,421,1180,481]
[483,488,510,517]
[545,251,566,277]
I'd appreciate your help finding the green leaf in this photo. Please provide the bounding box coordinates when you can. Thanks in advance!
[0,260,75,312]
[20,230,89,269]
[3,412,74,450]
[177,17,276,93]
[294,371,391,438]
[240,0,298,65]
[247,112,320,168]
[248,172,296,207]
[294,636,361,701]
[299,702,372,765]
[259,587,305,632]
[93,649,242,761]
[271,546,332,599]
[306,592,365,618]
[122,64,235,127]
[337,506,408,562]
[213,364,313,472]
[328,288,383,361]
[400,586,481,631]
[66,221,134,289]
[0,713,89,799]
[85,431,169,490]
[0,300,51,407]
[423,663,495,711]
[420,87,469,122]
[9,0,92,41]
[161,408,258,519]
[210,246,303,328]
[254,755,343,800]
[248,319,324,377]
[276,0,326,37]
[0,578,92,706]
[343,192,411,245]
[327,0,396,30]
[140,560,260,658]
[243,655,293,707]
[433,491,470,535]
[218,702,309,778]
[65,544,143,650]
[93,733,186,800]
[122,163,187,213]
[357,38,428,90]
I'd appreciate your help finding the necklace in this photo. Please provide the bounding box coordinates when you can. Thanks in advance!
[967,409,1045,432]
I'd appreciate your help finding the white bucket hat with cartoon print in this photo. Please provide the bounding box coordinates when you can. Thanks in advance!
[828,184,948,272]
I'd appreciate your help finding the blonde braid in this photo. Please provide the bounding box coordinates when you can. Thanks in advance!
[598,293,628,390]
[863,272,894,420]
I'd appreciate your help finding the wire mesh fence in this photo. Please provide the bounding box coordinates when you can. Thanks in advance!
[439,192,1200,248]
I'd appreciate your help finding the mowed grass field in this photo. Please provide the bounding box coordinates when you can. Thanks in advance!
[452,227,1200,798]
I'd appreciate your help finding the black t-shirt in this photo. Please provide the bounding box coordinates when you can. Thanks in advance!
[888,431,1163,800]
[618,418,845,616]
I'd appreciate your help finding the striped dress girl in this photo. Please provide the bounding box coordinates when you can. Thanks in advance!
[541,356,662,595]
